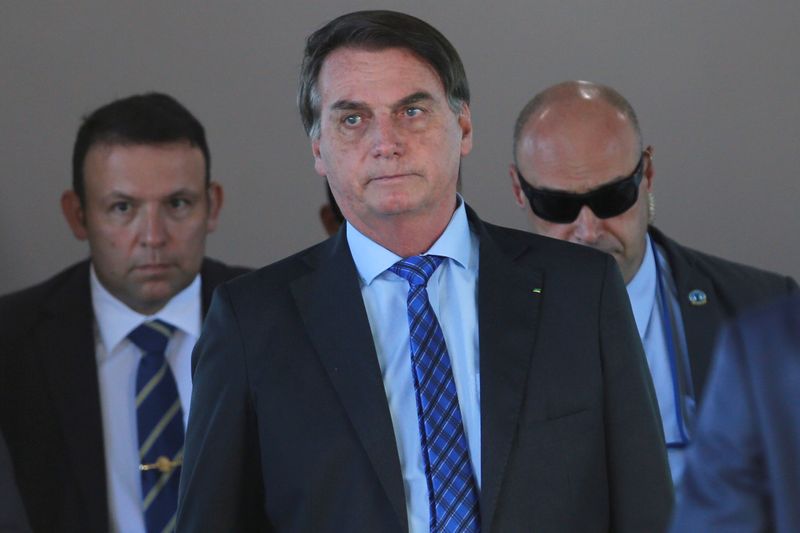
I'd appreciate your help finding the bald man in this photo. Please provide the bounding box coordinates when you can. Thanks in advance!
[509,81,797,486]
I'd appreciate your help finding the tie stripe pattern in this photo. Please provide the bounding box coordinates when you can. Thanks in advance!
[389,255,481,533]
[128,319,184,533]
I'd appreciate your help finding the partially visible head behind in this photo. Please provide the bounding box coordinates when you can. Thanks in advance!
[510,81,654,283]
[72,92,211,205]
[298,10,470,139]
[62,92,223,315]
[319,182,345,236]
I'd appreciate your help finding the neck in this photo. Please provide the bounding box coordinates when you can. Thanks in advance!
[351,199,457,257]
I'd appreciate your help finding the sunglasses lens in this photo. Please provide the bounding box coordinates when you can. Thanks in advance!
[518,152,644,223]
[530,196,582,223]
[589,179,639,219]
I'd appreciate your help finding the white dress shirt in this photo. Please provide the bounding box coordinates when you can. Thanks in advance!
[347,197,481,533]
[91,266,201,533]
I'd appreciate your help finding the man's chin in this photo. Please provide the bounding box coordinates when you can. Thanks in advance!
[126,279,184,315]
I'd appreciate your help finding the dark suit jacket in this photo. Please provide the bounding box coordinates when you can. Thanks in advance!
[649,226,797,401]
[177,210,673,533]
[0,430,31,533]
[0,258,248,533]
[670,294,800,532]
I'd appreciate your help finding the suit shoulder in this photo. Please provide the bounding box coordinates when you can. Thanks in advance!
[655,229,797,295]
[219,240,330,296]
[201,257,251,284]
[0,261,89,341]
[483,221,612,267]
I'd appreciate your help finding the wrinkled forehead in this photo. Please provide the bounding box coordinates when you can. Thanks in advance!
[82,142,208,196]
[318,46,443,95]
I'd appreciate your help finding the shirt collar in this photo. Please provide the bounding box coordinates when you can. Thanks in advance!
[346,194,474,285]
[90,264,203,356]
[626,233,657,339]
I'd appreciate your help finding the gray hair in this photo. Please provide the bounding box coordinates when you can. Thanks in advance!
[298,10,470,139]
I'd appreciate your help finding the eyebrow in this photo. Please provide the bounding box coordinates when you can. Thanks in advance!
[329,91,435,113]
[102,188,201,201]
[394,91,434,110]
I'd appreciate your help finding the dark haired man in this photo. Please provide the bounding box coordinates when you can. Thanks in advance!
[178,12,672,533]
[0,92,247,532]
[509,80,797,486]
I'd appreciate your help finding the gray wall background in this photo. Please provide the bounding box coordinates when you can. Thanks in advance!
[2,1,798,295]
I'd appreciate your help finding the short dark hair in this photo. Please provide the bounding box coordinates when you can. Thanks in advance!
[298,10,470,138]
[72,92,210,204]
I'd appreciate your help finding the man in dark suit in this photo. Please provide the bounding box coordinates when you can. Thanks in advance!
[509,81,797,486]
[0,93,247,532]
[177,11,672,533]
[670,294,800,532]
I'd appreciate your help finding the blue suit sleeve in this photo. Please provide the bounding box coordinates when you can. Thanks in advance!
[670,322,770,532]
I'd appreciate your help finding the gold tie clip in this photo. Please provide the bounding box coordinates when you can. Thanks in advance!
[139,455,182,474]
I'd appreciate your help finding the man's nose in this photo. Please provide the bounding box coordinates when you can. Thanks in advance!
[370,115,403,159]
[140,206,167,247]
[572,205,602,245]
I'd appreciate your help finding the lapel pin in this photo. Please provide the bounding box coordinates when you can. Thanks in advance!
[688,289,707,306]
[531,288,542,294]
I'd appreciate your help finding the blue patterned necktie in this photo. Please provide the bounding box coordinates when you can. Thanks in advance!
[389,255,481,533]
[128,319,183,533]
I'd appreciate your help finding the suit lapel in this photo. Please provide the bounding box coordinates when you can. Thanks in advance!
[673,267,721,398]
[473,217,544,533]
[650,227,724,398]
[290,231,408,530]
[38,262,108,531]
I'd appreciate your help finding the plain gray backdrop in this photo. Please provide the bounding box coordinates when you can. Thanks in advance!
[2,1,798,295]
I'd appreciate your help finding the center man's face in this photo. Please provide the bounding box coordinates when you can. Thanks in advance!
[311,47,472,234]
[63,142,222,315]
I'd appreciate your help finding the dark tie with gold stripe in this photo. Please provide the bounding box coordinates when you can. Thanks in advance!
[128,319,183,533]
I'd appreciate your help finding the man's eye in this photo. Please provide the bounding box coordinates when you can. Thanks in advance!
[170,198,190,209]
[343,115,362,126]
[111,202,131,213]
[404,107,422,117]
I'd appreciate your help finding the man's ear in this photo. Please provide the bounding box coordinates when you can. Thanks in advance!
[509,164,527,209]
[458,104,473,157]
[61,190,88,240]
[644,145,655,192]
[205,182,224,233]
[312,137,327,177]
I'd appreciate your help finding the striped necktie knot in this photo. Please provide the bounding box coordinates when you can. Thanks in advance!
[128,319,175,355]
[389,255,445,287]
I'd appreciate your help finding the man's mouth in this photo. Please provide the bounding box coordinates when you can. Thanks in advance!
[370,172,416,182]
[134,263,172,274]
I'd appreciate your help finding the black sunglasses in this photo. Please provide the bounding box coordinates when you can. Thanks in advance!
[516,151,647,224]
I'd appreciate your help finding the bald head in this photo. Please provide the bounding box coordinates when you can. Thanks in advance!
[509,81,654,284]
[513,80,642,167]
